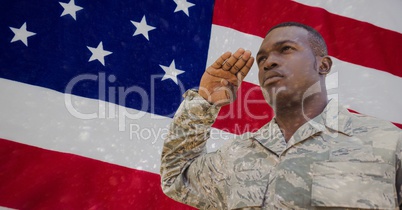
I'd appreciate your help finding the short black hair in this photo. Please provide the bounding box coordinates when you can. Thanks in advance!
[267,22,328,56]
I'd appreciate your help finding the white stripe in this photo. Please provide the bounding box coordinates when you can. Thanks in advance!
[333,57,402,123]
[0,79,233,174]
[293,0,402,34]
[207,25,402,124]
[0,207,16,210]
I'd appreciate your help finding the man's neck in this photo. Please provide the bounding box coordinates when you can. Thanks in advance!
[273,95,328,142]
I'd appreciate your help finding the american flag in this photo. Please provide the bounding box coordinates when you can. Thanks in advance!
[0,0,401,209]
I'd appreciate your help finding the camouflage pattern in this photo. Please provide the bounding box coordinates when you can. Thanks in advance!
[160,90,402,209]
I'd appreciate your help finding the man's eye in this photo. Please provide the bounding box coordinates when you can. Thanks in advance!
[281,46,292,53]
[257,57,267,65]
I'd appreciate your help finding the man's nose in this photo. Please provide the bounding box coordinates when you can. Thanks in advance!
[263,54,279,71]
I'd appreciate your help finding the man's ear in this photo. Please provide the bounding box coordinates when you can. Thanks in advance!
[319,56,332,75]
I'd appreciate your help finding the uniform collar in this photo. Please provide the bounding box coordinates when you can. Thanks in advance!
[318,99,354,137]
[253,99,354,156]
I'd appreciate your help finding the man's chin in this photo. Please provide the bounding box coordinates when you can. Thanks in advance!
[261,85,287,103]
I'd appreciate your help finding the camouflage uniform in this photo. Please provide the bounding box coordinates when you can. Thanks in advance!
[160,90,402,209]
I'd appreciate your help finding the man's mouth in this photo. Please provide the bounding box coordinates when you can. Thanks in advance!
[264,76,283,86]
[263,72,283,86]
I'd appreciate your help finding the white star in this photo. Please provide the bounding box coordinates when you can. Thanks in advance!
[59,0,83,20]
[130,16,156,41]
[9,22,36,47]
[87,42,113,66]
[160,60,185,85]
[173,0,195,16]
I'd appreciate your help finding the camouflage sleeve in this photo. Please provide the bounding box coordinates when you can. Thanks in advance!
[160,90,227,209]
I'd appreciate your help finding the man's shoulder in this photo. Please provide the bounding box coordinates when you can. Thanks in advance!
[345,112,402,151]
[348,111,400,133]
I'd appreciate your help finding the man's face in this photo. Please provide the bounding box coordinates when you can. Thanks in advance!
[256,26,323,106]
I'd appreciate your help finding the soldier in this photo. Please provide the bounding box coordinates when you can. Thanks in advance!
[160,22,402,209]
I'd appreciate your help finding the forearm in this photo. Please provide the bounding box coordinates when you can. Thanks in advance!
[160,90,220,198]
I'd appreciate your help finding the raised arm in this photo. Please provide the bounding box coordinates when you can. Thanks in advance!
[160,49,254,208]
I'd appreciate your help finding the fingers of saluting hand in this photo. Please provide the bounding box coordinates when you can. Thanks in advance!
[208,48,254,90]
[211,51,232,69]
[237,53,254,81]
[211,48,254,77]
[221,48,245,72]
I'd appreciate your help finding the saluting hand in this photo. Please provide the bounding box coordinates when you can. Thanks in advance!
[199,48,254,107]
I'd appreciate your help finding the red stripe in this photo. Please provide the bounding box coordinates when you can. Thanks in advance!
[212,0,402,77]
[0,139,194,210]
[213,82,402,134]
